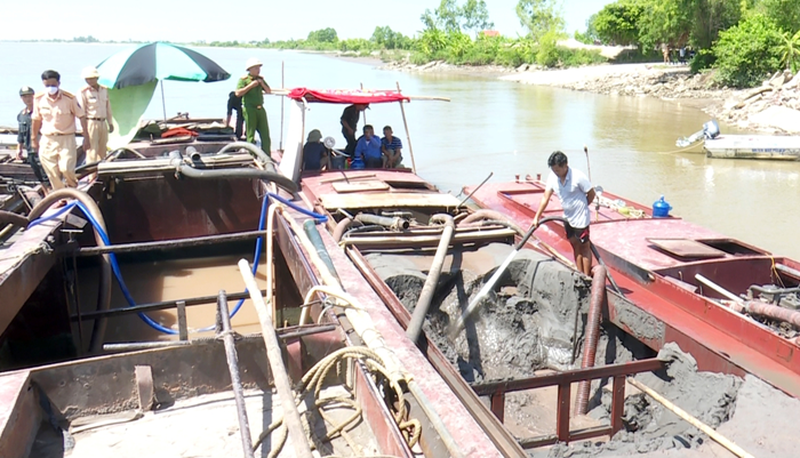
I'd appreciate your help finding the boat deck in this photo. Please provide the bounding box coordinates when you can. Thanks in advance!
[465,178,800,398]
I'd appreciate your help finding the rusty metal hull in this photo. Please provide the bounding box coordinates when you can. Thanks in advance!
[464,178,800,398]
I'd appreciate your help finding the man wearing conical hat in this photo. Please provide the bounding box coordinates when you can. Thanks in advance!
[234,58,272,155]
[79,66,114,166]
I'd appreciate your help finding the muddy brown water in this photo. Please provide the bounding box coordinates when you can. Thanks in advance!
[2,43,798,259]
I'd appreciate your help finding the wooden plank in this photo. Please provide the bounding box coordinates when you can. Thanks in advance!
[332,180,390,193]
[319,191,461,210]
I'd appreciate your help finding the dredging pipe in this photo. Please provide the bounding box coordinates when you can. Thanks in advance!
[458,209,525,235]
[216,141,273,165]
[696,274,800,330]
[27,189,113,353]
[332,217,354,242]
[0,210,28,228]
[354,213,410,231]
[174,163,298,193]
[575,265,607,415]
[406,214,455,344]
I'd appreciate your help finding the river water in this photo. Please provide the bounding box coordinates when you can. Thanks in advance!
[1,42,798,259]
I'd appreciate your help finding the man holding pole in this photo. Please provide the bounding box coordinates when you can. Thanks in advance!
[532,151,596,277]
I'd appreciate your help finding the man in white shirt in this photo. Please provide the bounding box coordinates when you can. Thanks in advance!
[532,151,597,276]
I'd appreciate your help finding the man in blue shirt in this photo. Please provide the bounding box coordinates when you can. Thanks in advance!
[381,125,403,168]
[354,125,382,169]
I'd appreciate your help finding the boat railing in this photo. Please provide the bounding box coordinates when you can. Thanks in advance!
[470,358,665,449]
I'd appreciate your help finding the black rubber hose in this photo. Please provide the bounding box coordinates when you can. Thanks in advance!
[28,188,113,353]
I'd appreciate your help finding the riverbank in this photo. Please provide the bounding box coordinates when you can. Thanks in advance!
[377,57,800,134]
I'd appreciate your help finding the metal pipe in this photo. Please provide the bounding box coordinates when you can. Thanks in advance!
[575,265,606,415]
[396,81,416,173]
[0,210,28,228]
[340,228,514,249]
[407,214,455,344]
[459,209,524,235]
[72,290,264,321]
[215,141,273,165]
[303,220,340,281]
[332,216,354,243]
[28,188,112,354]
[176,164,298,194]
[238,260,315,458]
[695,274,742,302]
[354,213,410,230]
[742,300,800,329]
[458,171,493,208]
[217,290,256,458]
[72,230,264,256]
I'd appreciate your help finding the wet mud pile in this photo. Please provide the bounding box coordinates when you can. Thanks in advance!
[366,242,749,456]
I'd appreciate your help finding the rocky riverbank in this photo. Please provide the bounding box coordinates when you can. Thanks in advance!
[378,57,800,134]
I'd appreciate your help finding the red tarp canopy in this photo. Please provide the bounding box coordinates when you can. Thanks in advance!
[287,87,410,104]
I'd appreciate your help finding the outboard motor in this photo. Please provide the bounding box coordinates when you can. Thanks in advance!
[676,119,721,147]
[703,120,720,139]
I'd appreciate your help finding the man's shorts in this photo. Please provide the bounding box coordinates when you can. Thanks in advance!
[565,223,590,244]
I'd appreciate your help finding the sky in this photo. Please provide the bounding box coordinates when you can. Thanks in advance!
[0,0,613,43]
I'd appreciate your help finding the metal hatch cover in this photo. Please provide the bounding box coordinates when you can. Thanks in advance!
[646,238,727,259]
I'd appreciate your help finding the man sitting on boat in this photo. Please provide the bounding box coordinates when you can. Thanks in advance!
[532,151,596,277]
[302,129,330,172]
[381,125,402,168]
[354,124,383,169]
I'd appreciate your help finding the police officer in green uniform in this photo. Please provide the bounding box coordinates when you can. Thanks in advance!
[17,86,48,185]
[235,58,272,155]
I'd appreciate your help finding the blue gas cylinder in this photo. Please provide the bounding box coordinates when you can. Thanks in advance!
[652,195,672,218]
[350,155,365,170]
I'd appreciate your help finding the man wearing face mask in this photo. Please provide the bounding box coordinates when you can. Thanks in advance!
[31,69,87,190]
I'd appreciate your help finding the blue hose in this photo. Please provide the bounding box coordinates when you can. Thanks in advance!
[27,191,327,334]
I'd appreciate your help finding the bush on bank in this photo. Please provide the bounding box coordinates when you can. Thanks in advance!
[712,15,784,88]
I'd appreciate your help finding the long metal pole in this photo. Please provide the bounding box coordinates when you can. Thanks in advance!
[73,230,264,256]
[160,80,167,121]
[217,290,256,458]
[396,82,416,173]
[279,60,285,151]
[238,259,314,458]
[73,290,264,321]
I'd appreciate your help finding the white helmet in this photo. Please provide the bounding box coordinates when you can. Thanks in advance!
[245,58,263,70]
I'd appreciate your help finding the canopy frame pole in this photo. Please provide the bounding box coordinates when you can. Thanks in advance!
[396,82,416,174]
[360,82,367,126]
[160,80,167,121]
[279,60,285,151]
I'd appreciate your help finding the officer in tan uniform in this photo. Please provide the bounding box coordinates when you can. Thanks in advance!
[31,69,88,190]
[79,66,113,164]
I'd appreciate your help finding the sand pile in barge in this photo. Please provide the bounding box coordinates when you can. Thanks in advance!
[365,243,750,456]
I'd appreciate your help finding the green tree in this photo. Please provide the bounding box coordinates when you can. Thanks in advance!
[370,26,413,49]
[754,0,800,34]
[421,0,493,34]
[516,0,565,41]
[307,28,338,43]
[712,14,783,87]
[638,0,742,50]
[592,0,646,46]
[778,30,800,72]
